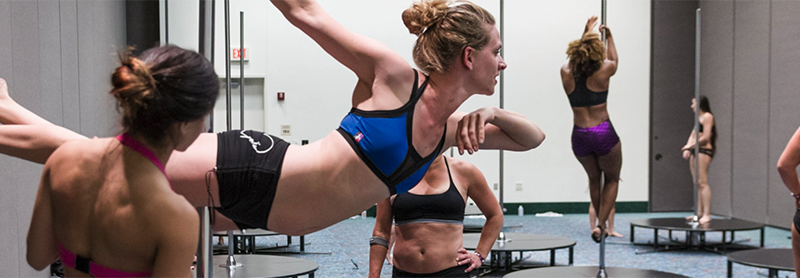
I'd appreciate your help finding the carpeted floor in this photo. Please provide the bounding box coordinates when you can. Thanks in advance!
[219,212,794,277]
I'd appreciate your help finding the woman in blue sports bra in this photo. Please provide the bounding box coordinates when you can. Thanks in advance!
[368,155,502,277]
[26,46,217,277]
[560,16,621,242]
[2,0,544,238]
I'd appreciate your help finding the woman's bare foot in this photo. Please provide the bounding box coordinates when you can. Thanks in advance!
[607,229,624,238]
[591,226,603,243]
[698,215,711,225]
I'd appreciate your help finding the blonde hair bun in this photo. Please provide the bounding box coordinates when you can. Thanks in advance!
[402,0,449,35]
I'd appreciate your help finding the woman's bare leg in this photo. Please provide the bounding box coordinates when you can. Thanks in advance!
[596,143,622,230]
[697,154,712,224]
[576,153,602,237]
[686,156,699,221]
[606,207,623,237]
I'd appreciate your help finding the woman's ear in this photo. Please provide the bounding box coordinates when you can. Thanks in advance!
[462,46,475,70]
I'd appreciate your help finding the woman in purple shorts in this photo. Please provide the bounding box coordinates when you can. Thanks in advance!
[559,16,620,242]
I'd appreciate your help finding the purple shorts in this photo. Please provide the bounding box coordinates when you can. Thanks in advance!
[571,120,620,157]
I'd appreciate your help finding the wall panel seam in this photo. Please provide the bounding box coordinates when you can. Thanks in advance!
[75,0,81,132]
[729,0,736,217]
[765,0,772,224]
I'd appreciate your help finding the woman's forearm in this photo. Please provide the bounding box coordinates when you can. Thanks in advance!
[474,213,503,256]
[488,107,545,150]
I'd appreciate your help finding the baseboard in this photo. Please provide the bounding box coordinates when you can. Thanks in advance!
[364,201,648,217]
[503,201,648,215]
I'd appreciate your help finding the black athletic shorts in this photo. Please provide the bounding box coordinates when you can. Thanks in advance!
[392,264,473,278]
[216,130,289,230]
[794,208,800,233]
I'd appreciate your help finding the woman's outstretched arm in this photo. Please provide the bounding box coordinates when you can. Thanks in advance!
[0,78,53,125]
[0,125,86,164]
[270,0,411,91]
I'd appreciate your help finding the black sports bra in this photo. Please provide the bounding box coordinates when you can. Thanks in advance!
[391,157,465,225]
[568,76,608,107]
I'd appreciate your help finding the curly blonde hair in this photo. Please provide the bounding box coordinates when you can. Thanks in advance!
[566,32,606,79]
[402,0,495,73]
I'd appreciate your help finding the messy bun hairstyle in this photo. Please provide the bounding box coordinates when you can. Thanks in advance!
[403,0,495,73]
[110,45,219,146]
[566,32,606,80]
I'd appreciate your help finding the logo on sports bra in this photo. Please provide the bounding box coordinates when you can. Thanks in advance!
[354,132,364,143]
[239,130,274,154]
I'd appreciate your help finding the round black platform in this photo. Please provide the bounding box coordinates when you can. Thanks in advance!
[630,218,764,232]
[503,266,688,278]
[463,232,575,271]
[462,232,575,252]
[727,248,793,277]
[194,255,318,278]
[629,218,765,251]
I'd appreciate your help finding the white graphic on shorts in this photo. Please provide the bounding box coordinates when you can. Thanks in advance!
[239,130,274,154]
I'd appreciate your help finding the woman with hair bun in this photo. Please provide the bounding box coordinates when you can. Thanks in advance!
[560,16,620,242]
[4,0,543,240]
[26,45,218,277]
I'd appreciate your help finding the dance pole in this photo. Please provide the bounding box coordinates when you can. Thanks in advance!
[601,0,607,43]
[596,1,607,277]
[240,11,245,130]
[691,8,701,224]
[221,0,242,269]
[197,0,215,276]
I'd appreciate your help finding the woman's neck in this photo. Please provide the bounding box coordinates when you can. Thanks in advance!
[124,132,174,167]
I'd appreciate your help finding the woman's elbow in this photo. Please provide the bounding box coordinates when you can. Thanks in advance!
[777,160,794,175]
[527,132,545,150]
[26,253,49,271]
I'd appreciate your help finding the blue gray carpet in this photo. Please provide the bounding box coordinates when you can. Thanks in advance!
[226,212,794,277]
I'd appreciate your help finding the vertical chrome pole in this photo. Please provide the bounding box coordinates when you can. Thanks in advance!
[601,0,607,43]
[197,1,215,276]
[221,0,241,270]
[224,0,232,131]
[240,11,245,130]
[692,8,702,223]
[596,1,608,277]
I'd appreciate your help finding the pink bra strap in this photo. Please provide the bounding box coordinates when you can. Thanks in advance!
[116,133,168,179]
[57,241,152,277]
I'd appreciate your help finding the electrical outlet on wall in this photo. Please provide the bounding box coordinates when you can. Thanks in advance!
[493,183,498,190]
[281,125,291,136]
[515,182,522,191]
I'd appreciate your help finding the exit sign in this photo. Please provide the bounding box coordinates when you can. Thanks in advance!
[231,47,249,61]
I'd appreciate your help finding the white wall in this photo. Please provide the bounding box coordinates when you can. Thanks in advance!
[167,0,651,204]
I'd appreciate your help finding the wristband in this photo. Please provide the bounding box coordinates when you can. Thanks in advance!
[791,192,800,199]
[369,236,389,248]
[474,251,485,262]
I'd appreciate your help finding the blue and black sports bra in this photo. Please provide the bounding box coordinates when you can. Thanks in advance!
[337,69,446,195]
[568,76,608,107]
[392,157,465,225]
